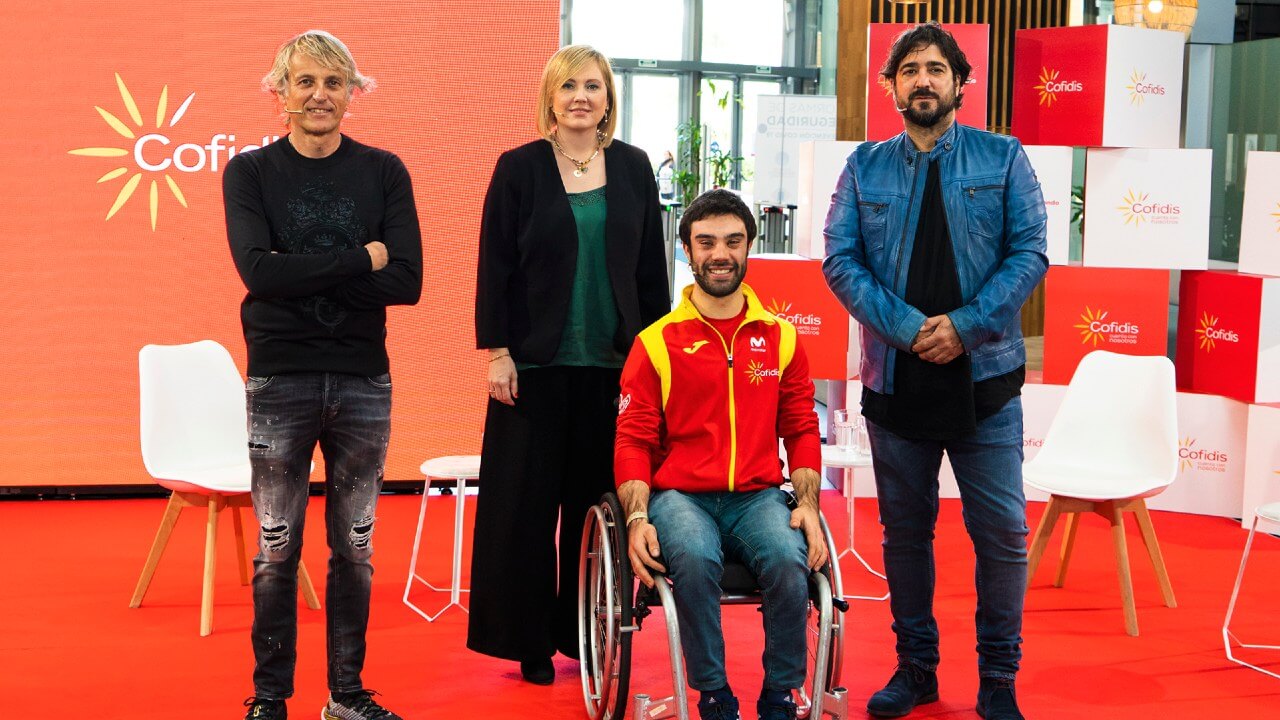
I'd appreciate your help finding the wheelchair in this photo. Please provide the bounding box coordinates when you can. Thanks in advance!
[578,492,850,720]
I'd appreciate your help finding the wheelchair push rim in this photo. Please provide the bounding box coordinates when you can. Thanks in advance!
[578,494,633,719]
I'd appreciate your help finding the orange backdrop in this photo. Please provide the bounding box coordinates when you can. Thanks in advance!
[0,1,560,485]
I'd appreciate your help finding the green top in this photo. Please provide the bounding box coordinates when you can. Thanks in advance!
[518,185,626,370]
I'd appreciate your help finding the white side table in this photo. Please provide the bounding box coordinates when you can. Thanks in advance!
[822,444,889,601]
[403,455,481,622]
[1223,500,1280,679]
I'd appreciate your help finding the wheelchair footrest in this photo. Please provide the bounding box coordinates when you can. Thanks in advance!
[633,693,684,720]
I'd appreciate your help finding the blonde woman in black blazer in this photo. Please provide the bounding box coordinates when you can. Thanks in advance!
[468,44,669,685]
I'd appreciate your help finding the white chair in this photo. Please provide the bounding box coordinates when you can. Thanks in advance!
[404,455,481,621]
[1223,501,1280,679]
[1023,350,1179,636]
[130,340,320,636]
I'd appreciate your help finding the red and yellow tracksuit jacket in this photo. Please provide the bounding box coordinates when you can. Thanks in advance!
[614,283,822,493]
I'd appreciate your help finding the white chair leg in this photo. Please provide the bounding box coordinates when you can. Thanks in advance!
[1223,517,1280,680]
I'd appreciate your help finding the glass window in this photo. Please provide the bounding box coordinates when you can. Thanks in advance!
[702,0,785,66]
[571,0,685,61]
[626,74,680,175]
[739,79,784,201]
[700,77,738,188]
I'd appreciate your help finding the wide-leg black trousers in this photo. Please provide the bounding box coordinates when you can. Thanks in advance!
[466,365,621,662]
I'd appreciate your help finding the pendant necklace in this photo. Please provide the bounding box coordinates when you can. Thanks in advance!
[551,134,600,177]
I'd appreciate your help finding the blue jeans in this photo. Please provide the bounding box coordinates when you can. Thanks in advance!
[245,372,392,700]
[648,488,810,693]
[866,397,1027,680]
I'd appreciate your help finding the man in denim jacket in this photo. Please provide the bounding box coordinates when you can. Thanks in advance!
[822,22,1048,720]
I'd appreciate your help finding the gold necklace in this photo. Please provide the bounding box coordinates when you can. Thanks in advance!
[551,134,600,177]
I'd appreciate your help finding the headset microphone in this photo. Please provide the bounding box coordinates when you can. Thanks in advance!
[284,108,306,114]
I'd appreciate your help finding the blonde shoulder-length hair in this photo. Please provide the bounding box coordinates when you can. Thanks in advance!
[536,45,617,147]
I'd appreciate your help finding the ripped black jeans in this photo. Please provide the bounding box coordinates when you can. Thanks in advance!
[244,371,392,700]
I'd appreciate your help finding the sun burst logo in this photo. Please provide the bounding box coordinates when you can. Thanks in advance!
[1194,311,1239,352]
[1035,68,1059,107]
[1117,189,1150,226]
[1196,312,1220,352]
[1125,69,1165,106]
[1126,70,1147,106]
[1178,437,1196,472]
[1074,307,1110,346]
[1272,202,1280,232]
[68,74,194,231]
[766,299,792,316]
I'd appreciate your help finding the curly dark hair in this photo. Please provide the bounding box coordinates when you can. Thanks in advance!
[879,21,971,109]
[678,189,756,247]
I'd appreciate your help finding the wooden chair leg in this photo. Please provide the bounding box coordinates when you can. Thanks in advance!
[1107,503,1139,636]
[1054,512,1080,588]
[298,559,321,610]
[232,505,251,586]
[130,492,187,607]
[1026,496,1063,587]
[1133,499,1177,608]
[200,493,222,637]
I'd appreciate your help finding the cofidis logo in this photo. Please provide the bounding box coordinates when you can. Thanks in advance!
[68,73,280,231]
[1074,306,1140,346]
[1178,437,1229,474]
[1033,67,1082,107]
[766,299,822,337]
[1117,189,1181,227]
[1125,69,1166,107]
[1194,312,1240,353]
[743,359,780,386]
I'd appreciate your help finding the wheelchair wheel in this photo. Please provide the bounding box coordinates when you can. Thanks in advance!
[796,515,846,719]
[578,493,634,720]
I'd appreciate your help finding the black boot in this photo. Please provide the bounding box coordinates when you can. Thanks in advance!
[520,656,555,685]
[976,677,1025,720]
[866,662,939,718]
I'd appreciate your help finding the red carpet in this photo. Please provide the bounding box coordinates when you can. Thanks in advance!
[2,491,1277,718]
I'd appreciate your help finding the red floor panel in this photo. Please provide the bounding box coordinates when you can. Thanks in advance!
[1,490,1277,718]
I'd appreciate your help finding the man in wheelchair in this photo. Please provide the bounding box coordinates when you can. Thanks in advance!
[614,189,827,720]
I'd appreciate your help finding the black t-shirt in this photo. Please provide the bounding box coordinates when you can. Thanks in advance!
[862,159,1022,440]
[223,135,422,377]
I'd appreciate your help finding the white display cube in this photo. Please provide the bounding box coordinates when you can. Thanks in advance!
[1239,151,1280,278]
[1082,148,1211,269]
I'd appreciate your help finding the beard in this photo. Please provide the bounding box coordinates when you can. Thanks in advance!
[900,89,958,129]
[692,260,747,298]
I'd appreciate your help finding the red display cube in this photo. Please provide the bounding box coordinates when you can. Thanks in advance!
[1176,270,1280,404]
[1042,265,1170,385]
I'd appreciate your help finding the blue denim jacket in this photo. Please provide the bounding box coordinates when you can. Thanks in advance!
[822,122,1049,394]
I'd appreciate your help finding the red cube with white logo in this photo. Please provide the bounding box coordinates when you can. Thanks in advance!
[746,255,852,381]
[1011,24,1184,148]
[1175,270,1280,404]
[1042,265,1170,385]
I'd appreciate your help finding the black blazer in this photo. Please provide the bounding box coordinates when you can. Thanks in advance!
[475,138,670,364]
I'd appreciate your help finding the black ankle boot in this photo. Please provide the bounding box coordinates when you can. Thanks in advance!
[866,662,939,718]
[976,677,1025,720]
[519,656,555,685]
